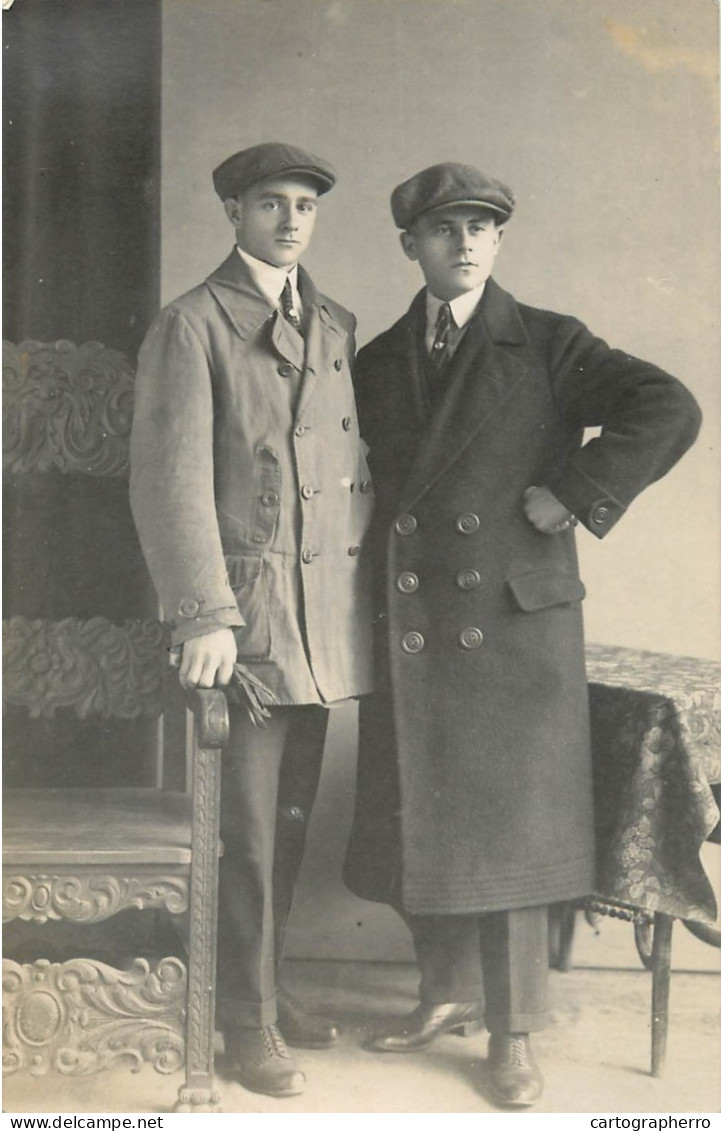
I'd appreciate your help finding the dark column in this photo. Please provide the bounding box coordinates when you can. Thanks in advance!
[3,0,162,788]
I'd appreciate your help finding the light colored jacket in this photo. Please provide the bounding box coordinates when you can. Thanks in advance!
[130,250,374,705]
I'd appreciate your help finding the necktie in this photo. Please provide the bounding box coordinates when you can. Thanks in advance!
[280,277,303,336]
[429,302,453,372]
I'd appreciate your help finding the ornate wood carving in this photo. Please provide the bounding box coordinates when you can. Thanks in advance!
[2,616,168,719]
[186,745,222,1086]
[2,957,186,1077]
[3,340,134,477]
[3,874,189,925]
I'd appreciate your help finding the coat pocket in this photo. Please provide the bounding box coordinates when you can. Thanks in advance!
[225,554,272,660]
[507,569,586,612]
[250,444,281,546]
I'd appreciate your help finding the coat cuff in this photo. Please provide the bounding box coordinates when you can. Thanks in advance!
[544,460,627,539]
[170,606,244,647]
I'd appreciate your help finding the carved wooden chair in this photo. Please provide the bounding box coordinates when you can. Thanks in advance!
[2,340,227,1112]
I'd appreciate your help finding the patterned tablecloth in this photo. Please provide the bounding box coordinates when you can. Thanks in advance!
[586,644,721,924]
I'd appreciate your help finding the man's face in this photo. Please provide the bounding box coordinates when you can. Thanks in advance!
[401,205,504,300]
[225,175,319,268]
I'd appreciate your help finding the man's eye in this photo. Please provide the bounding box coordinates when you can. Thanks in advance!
[263,201,279,210]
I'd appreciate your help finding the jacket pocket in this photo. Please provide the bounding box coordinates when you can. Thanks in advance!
[249,444,281,546]
[225,554,272,660]
[507,569,586,612]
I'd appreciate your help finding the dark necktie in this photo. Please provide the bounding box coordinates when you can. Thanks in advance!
[429,302,453,372]
[280,277,303,336]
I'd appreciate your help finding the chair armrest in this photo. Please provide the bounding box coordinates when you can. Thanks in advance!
[184,688,230,749]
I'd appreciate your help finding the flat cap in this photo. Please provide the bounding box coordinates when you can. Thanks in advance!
[212,142,337,200]
[391,162,515,229]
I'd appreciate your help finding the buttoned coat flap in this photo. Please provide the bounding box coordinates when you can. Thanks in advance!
[507,568,586,611]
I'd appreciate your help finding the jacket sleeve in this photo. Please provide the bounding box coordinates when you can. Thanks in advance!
[542,317,702,538]
[129,307,242,645]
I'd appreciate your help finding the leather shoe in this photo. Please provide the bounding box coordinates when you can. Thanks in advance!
[224,1024,306,1097]
[487,1033,544,1107]
[277,988,342,1048]
[365,1001,483,1053]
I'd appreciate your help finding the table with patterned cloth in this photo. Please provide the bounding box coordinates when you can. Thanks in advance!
[585,643,721,925]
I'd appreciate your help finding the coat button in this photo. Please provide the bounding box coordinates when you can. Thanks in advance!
[334,358,343,371]
[459,627,484,650]
[302,549,314,564]
[278,362,296,378]
[396,571,419,593]
[348,544,361,556]
[261,490,279,507]
[295,424,306,437]
[360,479,373,494]
[456,568,481,590]
[178,597,199,618]
[301,484,315,500]
[456,513,480,535]
[401,631,425,654]
[342,416,352,431]
[395,513,417,536]
[591,505,610,525]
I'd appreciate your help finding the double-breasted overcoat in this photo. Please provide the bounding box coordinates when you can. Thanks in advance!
[343,278,701,915]
[130,250,374,706]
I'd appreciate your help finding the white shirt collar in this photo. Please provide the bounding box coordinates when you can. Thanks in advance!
[236,246,301,309]
[426,282,486,332]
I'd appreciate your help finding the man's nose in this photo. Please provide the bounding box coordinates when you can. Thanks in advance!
[281,209,299,230]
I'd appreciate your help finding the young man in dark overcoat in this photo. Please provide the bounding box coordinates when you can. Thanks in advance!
[343,161,701,1106]
[130,143,374,1098]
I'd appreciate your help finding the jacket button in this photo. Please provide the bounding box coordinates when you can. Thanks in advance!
[348,544,361,556]
[178,597,199,618]
[278,362,296,378]
[261,490,279,507]
[302,549,314,564]
[591,505,610,525]
[459,627,484,650]
[334,358,343,371]
[295,424,306,437]
[395,513,417,536]
[342,416,352,431]
[456,568,481,590]
[401,631,425,654]
[301,484,315,500]
[360,479,373,494]
[456,513,480,535]
[396,571,419,593]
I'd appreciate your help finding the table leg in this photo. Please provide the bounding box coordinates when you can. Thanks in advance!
[650,912,673,1077]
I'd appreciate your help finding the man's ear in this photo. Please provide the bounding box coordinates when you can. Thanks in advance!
[224,196,243,226]
[400,230,418,262]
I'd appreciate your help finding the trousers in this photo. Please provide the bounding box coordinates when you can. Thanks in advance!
[215,702,329,1030]
[405,905,549,1033]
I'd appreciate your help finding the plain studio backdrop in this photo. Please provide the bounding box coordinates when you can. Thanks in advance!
[158,0,719,963]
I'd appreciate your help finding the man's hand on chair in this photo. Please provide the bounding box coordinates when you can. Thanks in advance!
[178,628,237,690]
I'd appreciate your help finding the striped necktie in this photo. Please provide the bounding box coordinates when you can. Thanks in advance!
[280,277,303,336]
[429,302,453,372]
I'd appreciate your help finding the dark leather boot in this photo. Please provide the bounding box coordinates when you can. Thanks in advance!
[277,988,341,1048]
[487,1033,544,1106]
[365,1001,483,1052]
[224,1024,306,1097]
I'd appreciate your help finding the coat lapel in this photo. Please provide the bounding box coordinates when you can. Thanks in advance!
[398,278,530,512]
[293,266,348,423]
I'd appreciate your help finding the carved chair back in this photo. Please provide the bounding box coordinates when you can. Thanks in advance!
[2,340,225,1111]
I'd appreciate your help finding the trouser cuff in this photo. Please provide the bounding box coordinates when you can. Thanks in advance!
[219,992,278,1031]
[485,1009,548,1034]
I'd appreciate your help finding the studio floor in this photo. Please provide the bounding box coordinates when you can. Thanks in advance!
[4,922,720,1116]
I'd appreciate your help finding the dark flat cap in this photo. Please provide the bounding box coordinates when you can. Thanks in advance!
[213,142,337,200]
[391,162,515,229]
